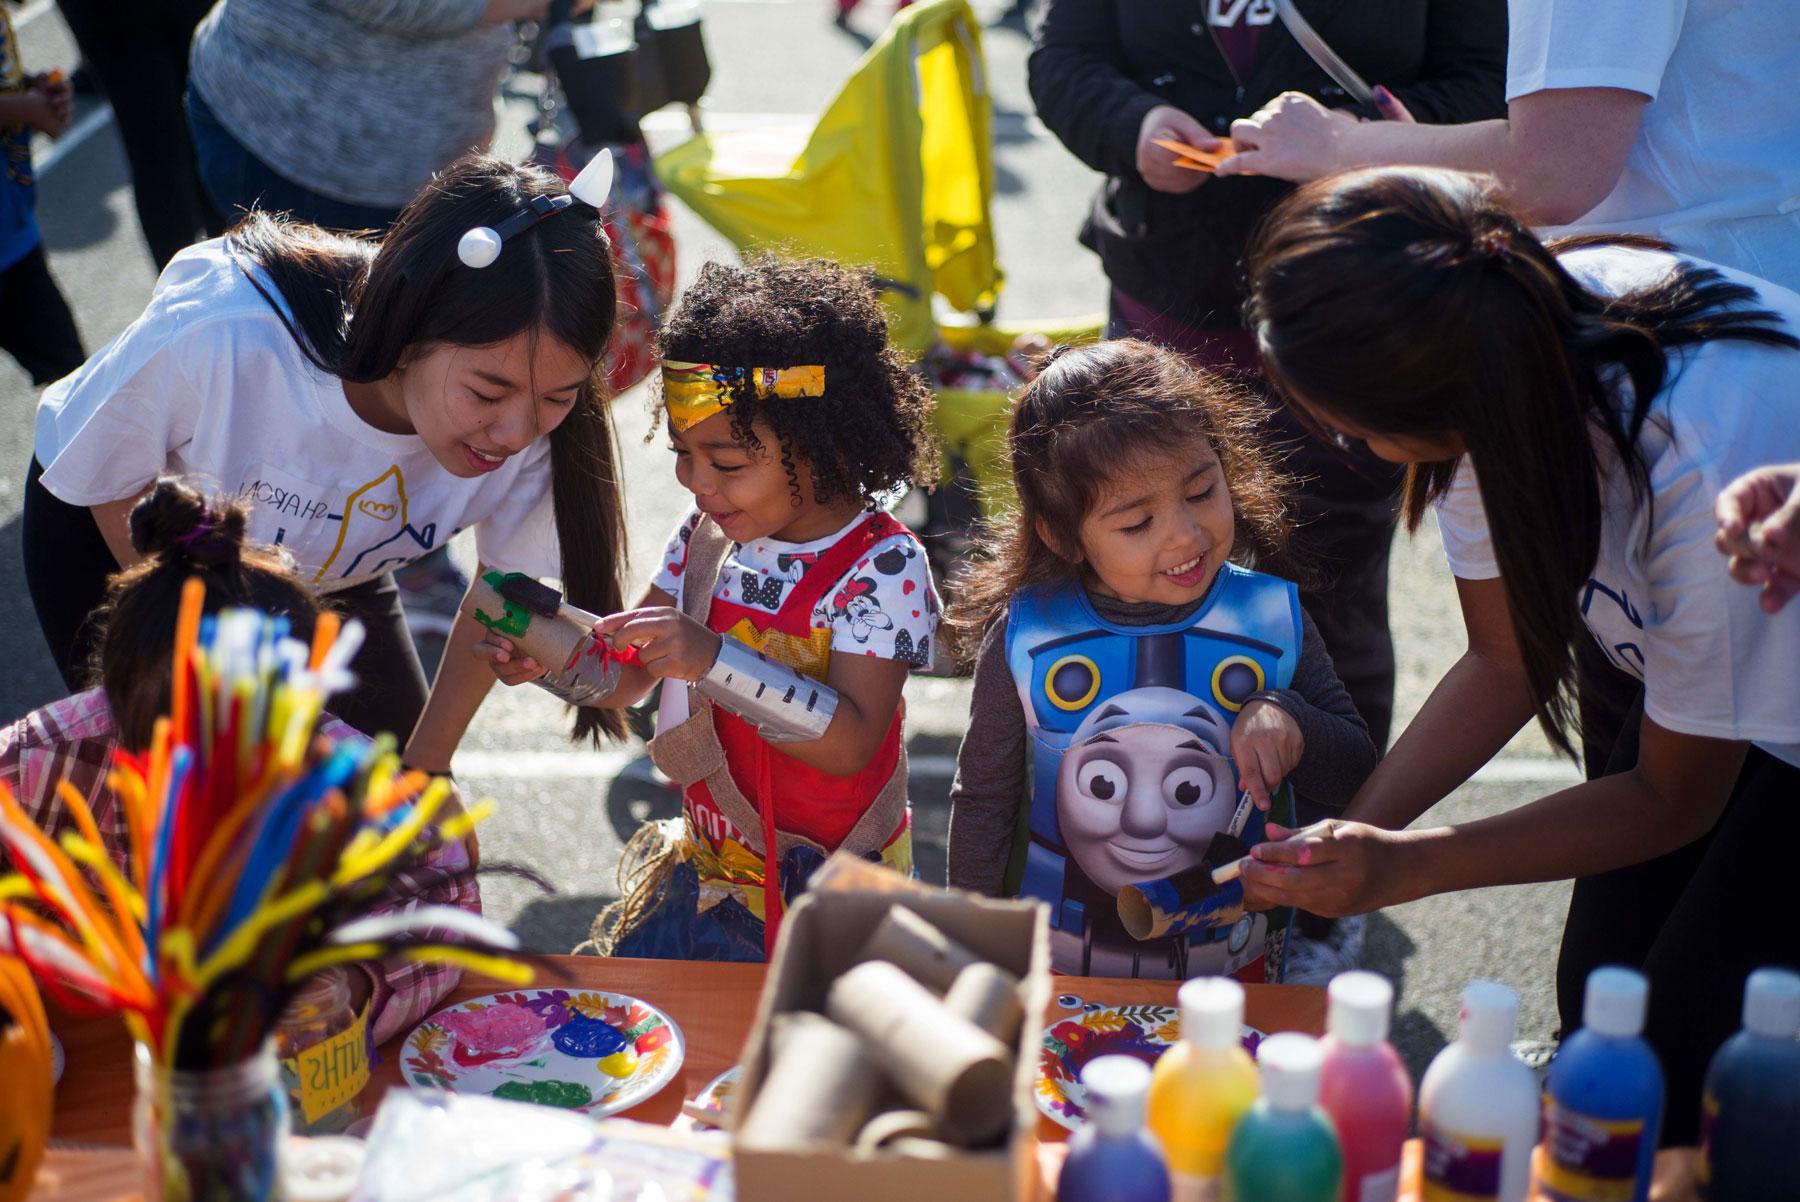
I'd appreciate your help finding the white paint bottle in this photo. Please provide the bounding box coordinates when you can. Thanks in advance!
[1417,981,1540,1202]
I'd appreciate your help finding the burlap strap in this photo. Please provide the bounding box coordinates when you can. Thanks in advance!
[645,515,908,860]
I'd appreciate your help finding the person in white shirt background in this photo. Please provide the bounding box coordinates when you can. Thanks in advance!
[24,154,632,771]
[1215,0,1800,295]
[1234,167,1800,1144]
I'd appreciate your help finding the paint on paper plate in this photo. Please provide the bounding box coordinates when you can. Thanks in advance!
[402,990,684,1118]
[1035,993,1262,1129]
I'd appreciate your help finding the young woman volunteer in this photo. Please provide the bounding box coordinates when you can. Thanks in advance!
[1236,167,1800,1142]
[24,153,628,767]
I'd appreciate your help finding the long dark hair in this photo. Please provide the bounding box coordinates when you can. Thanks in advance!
[229,154,627,745]
[947,340,1290,662]
[91,479,326,752]
[1244,167,1799,755]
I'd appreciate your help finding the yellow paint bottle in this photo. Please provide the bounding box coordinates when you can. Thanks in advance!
[1148,978,1260,1202]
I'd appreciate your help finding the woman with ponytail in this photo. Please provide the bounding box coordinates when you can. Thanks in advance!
[1235,166,1800,1142]
[1,478,481,1044]
[25,152,628,768]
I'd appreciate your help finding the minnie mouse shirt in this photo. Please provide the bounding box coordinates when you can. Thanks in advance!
[650,505,941,730]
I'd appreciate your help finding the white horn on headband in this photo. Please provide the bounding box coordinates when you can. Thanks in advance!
[456,151,612,270]
[457,225,505,269]
[568,148,614,209]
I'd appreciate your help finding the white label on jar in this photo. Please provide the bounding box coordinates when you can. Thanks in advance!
[1359,1165,1402,1202]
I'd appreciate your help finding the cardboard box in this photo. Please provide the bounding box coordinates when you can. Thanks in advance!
[731,856,1051,1202]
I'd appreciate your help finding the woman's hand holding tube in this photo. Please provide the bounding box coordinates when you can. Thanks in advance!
[1239,819,1418,916]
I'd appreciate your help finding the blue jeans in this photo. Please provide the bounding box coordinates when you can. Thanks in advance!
[185,85,403,232]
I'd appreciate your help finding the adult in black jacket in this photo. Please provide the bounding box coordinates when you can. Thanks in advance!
[1029,0,1507,751]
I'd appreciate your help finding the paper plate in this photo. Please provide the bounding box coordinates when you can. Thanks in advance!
[402,990,685,1118]
[680,1065,741,1130]
[1035,993,1263,1130]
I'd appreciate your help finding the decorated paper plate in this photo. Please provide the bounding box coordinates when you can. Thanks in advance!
[679,1065,741,1130]
[402,990,684,1117]
[1035,993,1263,1130]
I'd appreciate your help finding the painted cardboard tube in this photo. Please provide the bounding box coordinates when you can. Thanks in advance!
[943,962,1024,1045]
[852,1109,940,1154]
[858,906,983,994]
[827,961,1014,1146]
[464,574,619,705]
[736,1013,883,1149]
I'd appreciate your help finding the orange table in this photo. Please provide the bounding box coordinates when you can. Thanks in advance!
[39,956,1326,1200]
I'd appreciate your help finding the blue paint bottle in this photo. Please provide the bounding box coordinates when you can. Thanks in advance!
[1700,967,1800,1202]
[1059,1055,1172,1202]
[1541,967,1663,1202]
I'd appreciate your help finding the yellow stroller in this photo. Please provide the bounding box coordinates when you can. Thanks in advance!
[654,0,1101,549]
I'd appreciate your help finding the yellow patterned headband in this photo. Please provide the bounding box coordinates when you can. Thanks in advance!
[661,359,827,432]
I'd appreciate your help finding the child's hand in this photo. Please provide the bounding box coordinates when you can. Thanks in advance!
[1230,698,1303,810]
[472,630,546,687]
[12,86,68,137]
[33,71,73,129]
[594,607,723,682]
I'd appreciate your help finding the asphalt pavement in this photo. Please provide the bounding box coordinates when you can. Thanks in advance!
[1,0,1581,1077]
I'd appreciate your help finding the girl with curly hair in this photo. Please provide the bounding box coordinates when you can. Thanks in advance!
[482,256,940,962]
[946,340,1378,985]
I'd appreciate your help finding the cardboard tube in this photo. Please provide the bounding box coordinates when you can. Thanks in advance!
[736,1014,883,1149]
[465,575,618,704]
[859,906,983,994]
[827,961,1014,1146]
[852,1109,940,1154]
[1116,833,1252,940]
[943,962,1024,1045]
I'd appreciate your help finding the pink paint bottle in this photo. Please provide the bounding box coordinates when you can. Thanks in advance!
[1318,972,1413,1202]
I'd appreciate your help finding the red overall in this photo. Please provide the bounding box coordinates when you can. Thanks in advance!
[682,511,913,950]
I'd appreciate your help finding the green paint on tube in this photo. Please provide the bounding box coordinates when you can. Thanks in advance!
[472,571,535,638]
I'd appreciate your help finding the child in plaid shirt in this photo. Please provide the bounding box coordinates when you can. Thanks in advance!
[0,478,477,1044]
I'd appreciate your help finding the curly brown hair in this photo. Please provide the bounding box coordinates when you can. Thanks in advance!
[947,339,1290,662]
[655,255,937,505]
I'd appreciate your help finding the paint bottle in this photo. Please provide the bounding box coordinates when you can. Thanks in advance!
[1540,967,1663,1202]
[1417,981,1538,1202]
[1318,972,1411,1202]
[1224,1033,1342,1202]
[1699,967,1800,1202]
[1059,1055,1172,1202]
[1147,978,1259,1202]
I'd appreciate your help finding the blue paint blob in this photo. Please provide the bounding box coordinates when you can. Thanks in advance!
[552,1015,630,1059]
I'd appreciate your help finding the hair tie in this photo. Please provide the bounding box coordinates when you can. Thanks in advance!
[1475,228,1514,263]
[457,150,614,269]
[175,512,219,547]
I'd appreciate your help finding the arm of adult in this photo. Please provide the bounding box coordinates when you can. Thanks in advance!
[89,491,153,572]
[317,0,548,37]
[1715,464,1800,614]
[1370,0,1508,126]
[402,569,503,774]
[1219,87,1645,226]
[1338,575,1539,832]
[1240,718,1747,918]
[1027,0,1214,192]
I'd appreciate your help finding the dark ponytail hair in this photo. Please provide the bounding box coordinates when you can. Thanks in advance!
[1244,167,1799,755]
[92,479,324,751]
[947,340,1290,662]
[229,153,627,745]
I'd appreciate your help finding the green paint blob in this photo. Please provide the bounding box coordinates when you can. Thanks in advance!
[473,571,535,638]
[493,1079,593,1108]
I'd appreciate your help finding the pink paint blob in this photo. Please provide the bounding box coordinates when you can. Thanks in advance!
[438,1005,552,1067]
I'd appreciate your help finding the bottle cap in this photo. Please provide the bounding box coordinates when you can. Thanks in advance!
[1458,980,1518,1053]
[1257,1033,1324,1111]
[1742,968,1800,1040]
[1081,1055,1153,1137]
[1327,972,1394,1046]
[1582,966,1648,1038]
[1180,977,1246,1050]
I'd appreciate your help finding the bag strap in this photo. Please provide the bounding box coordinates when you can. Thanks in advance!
[778,510,909,622]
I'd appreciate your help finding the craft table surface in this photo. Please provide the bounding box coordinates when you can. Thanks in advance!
[39,955,1326,1200]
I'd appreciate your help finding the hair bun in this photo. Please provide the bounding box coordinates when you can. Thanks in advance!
[129,478,247,571]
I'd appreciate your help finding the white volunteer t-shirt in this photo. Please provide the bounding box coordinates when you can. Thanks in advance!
[34,239,559,592]
[1506,0,1800,292]
[1435,245,1800,766]
[650,504,941,733]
